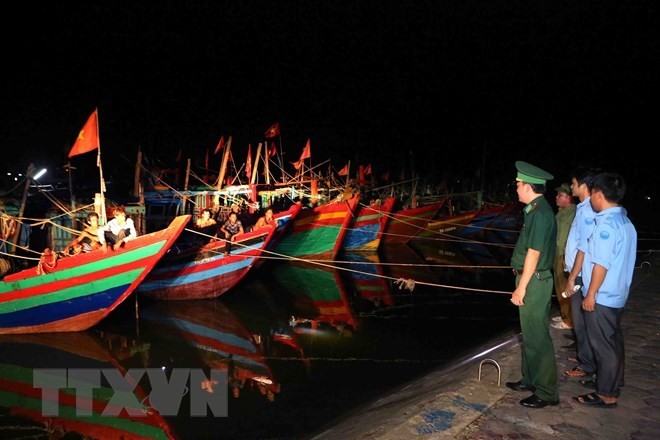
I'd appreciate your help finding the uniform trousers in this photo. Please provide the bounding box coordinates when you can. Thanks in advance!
[584,303,625,398]
[516,274,559,402]
[571,276,597,375]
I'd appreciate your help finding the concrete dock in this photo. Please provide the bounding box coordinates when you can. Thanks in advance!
[311,256,660,439]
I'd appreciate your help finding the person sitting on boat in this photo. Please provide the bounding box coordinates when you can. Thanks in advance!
[64,211,101,254]
[254,209,276,230]
[195,208,217,236]
[218,211,244,256]
[97,206,138,252]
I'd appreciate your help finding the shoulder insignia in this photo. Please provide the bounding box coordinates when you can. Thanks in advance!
[524,202,537,214]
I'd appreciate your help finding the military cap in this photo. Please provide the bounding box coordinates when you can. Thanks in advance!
[555,182,572,195]
[515,161,554,185]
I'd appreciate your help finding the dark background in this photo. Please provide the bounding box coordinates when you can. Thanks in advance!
[1,1,657,224]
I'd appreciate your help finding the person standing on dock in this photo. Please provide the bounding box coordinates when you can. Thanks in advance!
[573,172,636,408]
[506,161,559,408]
[551,183,576,330]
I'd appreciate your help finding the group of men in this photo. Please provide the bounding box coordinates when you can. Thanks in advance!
[506,160,637,409]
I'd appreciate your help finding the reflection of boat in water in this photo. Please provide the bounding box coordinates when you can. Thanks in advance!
[139,299,289,401]
[409,238,473,267]
[0,331,177,439]
[379,243,438,286]
[271,262,358,333]
[341,252,393,307]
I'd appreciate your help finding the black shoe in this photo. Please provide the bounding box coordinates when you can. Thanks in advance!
[505,381,535,392]
[519,394,559,408]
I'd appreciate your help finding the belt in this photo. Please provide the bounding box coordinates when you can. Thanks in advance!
[512,268,551,279]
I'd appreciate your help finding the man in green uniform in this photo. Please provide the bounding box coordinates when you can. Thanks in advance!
[505,161,559,408]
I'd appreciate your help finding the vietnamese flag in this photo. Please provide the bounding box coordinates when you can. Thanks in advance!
[68,109,99,158]
[265,123,280,138]
[364,164,372,175]
[337,163,349,176]
[299,139,311,160]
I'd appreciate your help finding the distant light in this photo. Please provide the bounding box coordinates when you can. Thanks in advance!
[645,195,651,201]
[32,169,47,180]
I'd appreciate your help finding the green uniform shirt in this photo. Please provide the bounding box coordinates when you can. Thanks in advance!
[511,195,557,270]
[555,204,576,257]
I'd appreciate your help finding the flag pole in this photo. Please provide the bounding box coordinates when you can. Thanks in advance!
[95,108,107,225]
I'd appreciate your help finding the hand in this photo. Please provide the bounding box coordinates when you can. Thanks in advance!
[582,295,596,312]
[510,286,526,307]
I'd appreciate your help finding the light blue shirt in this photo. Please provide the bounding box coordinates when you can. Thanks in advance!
[564,196,597,273]
[582,206,637,308]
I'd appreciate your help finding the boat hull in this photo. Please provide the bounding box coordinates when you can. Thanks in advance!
[273,196,359,260]
[381,200,445,245]
[0,215,190,335]
[342,197,396,252]
[138,204,300,300]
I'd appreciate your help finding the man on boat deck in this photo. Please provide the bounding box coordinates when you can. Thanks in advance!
[97,206,138,252]
[506,160,559,408]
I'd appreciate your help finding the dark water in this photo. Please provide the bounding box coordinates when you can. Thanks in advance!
[0,231,523,440]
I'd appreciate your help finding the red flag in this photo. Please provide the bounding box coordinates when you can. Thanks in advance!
[245,145,252,179]
[265,123,280,138]
[337,163,349,176]
[176,148,182,162]
[299,139,311,160]
[214,136,225,155]
[364,164,372,175]
[68,109,99,158]
[291,139,311,170]
[268,142,278,158]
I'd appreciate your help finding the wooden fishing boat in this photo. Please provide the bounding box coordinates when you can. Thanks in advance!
[140,299,290,402]
[458,203,511,237]
[272,195,360,261]
[0,331,178,440]
[342,197,396,252]
[0,215,190,335]
[137,203,301,300]
[380,199,446,245]
[415,209,478,239]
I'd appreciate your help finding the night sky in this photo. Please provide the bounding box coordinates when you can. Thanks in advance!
[1,1,657,214]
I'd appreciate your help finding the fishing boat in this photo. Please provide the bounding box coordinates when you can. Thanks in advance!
[137,203,301,300]
[341,197,396,252]
[0,331,178,440]
[415,209,478,239]
[272,194,360,261]
[0,215,190,335]
[380,199,446,245]
[139,299,292,402]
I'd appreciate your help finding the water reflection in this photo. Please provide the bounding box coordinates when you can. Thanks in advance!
[0,331,177,439]
[1,238,521,439]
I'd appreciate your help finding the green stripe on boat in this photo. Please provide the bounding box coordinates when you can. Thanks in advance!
[0,241,166,295]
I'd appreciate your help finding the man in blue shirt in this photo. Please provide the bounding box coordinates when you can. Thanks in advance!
[573,172,637,408]
[564,167,600,380]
